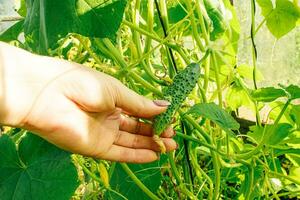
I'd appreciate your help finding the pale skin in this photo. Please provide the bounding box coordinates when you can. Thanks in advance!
[0,42,177,163]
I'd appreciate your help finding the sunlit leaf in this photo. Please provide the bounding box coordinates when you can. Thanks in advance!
[256,0,273,17]
[24,0,127,54]
[266,0,300,38]
[187,102,240,130]
[251,87,286,102]
[285,84,300,100]
[0,20,24,42]
[237,64,264,81]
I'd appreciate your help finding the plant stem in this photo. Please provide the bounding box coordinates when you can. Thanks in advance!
[73,156,128,200]
[195,0,210,44]
[0,16,24,22]
[131,0,164,85]
[144,0,154,53]
[176,132,226,156]
[250,0,258,90]
[236,99,291,159]
[180,112,221,199]
[203,54,210,94]
[129,71,163,96]
[185,0,205,52]
[211,51,222,107]
[120,163,160,200]
[154,0,178,77]
[190,151,213,200]
[102,38,127,68]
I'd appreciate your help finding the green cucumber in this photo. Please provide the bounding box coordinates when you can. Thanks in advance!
[153,62,201,136]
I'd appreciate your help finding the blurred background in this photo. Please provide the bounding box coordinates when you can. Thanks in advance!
[1,0,299,86]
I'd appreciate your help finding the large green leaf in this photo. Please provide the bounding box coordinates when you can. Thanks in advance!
[256,0,273,17]
[226,84,254,110]
[290,105,300,127]
[106,160,165,200]
[187,102,240,130]
[268,123,293,145]
[251,87,286,102]
[236,64,264,81]
[266,0,300,38]
[248,123,293,145]
[0,20,24,42]
[0,133,79,200]
[285,84,300,100]
[24,0,127,54]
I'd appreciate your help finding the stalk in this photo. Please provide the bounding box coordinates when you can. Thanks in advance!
[144,0,154,53]
[120,163,160,200]
[236,99,291,159]
[154,0,178,77]
[195,0,210,44]
[185,0,205,52]
[190,151,213,200]
[132,0,164,84]
[180,112,221,199]
[250,0,263,126]
[211,51,222,107]
[250,0,258,90]
[73,156,128,200]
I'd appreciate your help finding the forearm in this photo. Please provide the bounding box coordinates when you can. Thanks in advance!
[0,42,80,127]
[0,42,10,124]
[0,42,46,126]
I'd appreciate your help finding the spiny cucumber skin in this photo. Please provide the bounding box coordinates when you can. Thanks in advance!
[153,63,201,135]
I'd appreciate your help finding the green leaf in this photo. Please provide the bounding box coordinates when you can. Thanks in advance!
[0,133,79,200]
[0,20,24,42]
[248,123,293,145]
[17,0,27,17]
[168,3,187,24]
[187,102,240,130]
[285,84,300,100]
[106,160,165,200]
[24,0,127,54]
[204,0,227,41]
[290,105,300,127]
[256,0,273,17]
[226,84,254,110]
[266,0,300,38]
[251,87,286,102]
[237,64,264,81]
[268,123,293,145]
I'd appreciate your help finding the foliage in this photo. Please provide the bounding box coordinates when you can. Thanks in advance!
[1,0,300,199]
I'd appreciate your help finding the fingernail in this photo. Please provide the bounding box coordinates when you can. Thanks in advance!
[153,100,171,107]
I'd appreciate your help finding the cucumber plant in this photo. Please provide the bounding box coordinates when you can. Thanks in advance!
[1,0,300,199]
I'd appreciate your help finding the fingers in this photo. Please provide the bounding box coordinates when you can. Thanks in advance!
[119,115,175,137]
[112,79,170,118]
[114,131,177,152]
[99,145,158,163]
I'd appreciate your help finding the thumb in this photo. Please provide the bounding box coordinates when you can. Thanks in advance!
[112,80,170,118]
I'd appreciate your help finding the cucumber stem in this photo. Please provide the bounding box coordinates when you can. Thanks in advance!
[120,163,160,200]
[153,135,166,153]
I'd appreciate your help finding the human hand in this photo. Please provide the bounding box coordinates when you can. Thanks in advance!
[0,42,177,163]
